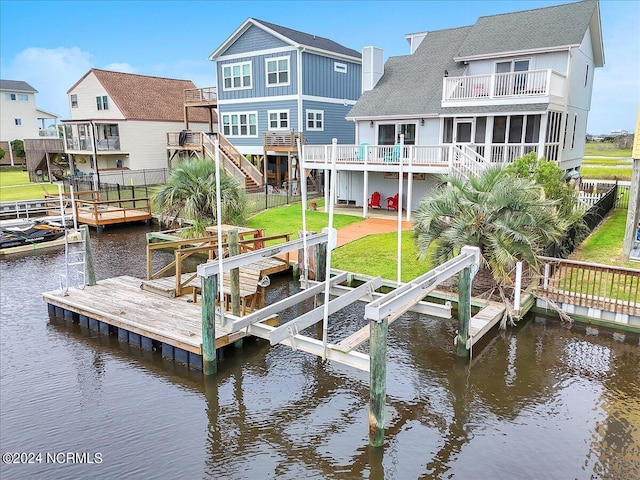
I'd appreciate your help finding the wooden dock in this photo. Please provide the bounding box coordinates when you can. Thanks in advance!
[42,275,278,370]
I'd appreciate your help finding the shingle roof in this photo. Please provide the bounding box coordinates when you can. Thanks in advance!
[0,79,37,93]
[68,69,212,123]
[253,19,361,59]
[456,0,598,59]
[349,0,600,119]
[348,26,471,119]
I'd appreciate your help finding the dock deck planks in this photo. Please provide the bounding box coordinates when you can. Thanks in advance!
[42,275,272,354]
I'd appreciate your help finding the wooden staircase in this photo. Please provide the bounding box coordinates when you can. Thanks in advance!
[201,133,263,192]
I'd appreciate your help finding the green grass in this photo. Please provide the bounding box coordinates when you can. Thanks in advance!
[581,157,632,166]
[580,165,632,181]
[332,231,433,282]
[570,208,638,268]
[584,142,632,158]
[0,167,60,202]
[245,202,362,237]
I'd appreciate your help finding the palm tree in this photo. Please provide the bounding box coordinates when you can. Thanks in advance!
[154,158,248,237]
[413,166,569,319]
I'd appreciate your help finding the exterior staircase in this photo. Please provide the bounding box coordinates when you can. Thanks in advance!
[450,145,490,181]
[201,133,263,192]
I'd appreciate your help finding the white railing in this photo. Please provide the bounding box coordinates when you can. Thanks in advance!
[452,145,490,179]
[443,69,565,102]
[39,130,60,138]
[302,144,451,168]
[489,144,538,164]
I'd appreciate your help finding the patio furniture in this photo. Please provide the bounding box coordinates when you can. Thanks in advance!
[384,144,401,163]
[355,142,370,160]
[386,193,399,211]
[368,191,382,209]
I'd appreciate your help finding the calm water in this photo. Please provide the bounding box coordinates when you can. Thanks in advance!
[1,225,639,479]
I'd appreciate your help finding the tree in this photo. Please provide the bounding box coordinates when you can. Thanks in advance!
[413,166,569,324]
[10,139,25,158]
[153,158,248,237]
[0,148,5,160]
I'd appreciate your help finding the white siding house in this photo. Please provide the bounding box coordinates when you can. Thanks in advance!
[302,0,605,219]
[62,69,212,181]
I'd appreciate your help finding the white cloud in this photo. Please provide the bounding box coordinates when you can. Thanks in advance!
[3,47,93,119]
[102,62,137,74]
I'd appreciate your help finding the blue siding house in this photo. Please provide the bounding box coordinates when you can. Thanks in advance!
[209,18,361,188]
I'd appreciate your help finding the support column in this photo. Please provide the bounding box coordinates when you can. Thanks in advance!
[369,316,388,447]
[456,266,471,358]
[202,274,218,375]
[623,158,640,258]
[229,229,243,348]
[82,224,96,286]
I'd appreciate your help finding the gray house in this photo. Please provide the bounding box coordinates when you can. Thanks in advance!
[301,0,605,219]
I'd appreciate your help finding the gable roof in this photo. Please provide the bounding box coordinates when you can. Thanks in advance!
[209,18,361,61]
[0,79,37,93]
[67,69,212,123]
[348,0,603,120]
[455,0,603,65]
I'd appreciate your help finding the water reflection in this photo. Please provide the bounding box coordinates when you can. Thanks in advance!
[1,225,639,479]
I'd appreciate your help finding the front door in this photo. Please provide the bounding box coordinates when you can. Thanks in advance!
[454,119,473,146]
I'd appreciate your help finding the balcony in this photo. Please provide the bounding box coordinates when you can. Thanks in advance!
[184,87,217,106]
[39,130,60,138]
[442,69,566,107]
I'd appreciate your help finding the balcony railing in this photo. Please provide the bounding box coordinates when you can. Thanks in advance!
[39,130,60,138]
[184,87,217,104]
[442,69,566,102]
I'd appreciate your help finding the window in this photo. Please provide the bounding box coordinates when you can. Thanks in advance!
[334,62,347,74]
[71,95,78,108]
[571,114,578,149]
[268,110,289,130]
[4,93,27,101]
[96,96,108,110]
[222,61,252,90]
[584,64,589,87]
[221,112,258,137]
[14,118,22,126]
[378,123,416,145]
[266,57,289,86]
[306,110,324,131]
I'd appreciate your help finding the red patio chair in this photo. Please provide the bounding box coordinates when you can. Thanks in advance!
[386,193,399,211]
[368,191,382,209]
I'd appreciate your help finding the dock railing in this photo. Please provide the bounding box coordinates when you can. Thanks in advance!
[536,256,640,316]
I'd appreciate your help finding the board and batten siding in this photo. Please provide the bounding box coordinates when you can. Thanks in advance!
[302,52,361,100]
[68,72,125,121]
[303,100,355,145]
[218,99,298,149]
[222,24,289,56]
[217,51,298,100]
[466,51,568,77]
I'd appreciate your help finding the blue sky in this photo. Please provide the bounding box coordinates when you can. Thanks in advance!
[1,0,637,134]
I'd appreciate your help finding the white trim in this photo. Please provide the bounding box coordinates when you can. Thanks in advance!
[221,111,259,138]
[306,109,324,131]
[297,47,303,132]
[454,44,577,62]
[302,94,357,105]
[215,46,295,62]
[221,61,253,91]
[267,109,290,130]
[218,94,298,105]
[265,55,291,88]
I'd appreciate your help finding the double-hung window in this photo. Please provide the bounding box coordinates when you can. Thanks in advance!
[306,110,323,131]
[268,110,289,130]
[223,62,252,90]
[96,96,108,110]
[266,57,289,87]
[222,112,258,137]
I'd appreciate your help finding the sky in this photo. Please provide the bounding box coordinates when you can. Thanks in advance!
[1,0,638,134]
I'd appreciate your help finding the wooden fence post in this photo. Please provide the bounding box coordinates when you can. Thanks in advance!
[82,224,96,286]
[369,316,388,447]
[456,266,471,358]
[202,274,217,375]
[229,229,243,348]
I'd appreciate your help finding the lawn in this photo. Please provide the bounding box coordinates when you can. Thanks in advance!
[581,157,633,166]
[583,142,632,158]
[570,208,638,268]
[332,231,433,282]
[0,168,61,202]
[580,165,632,181]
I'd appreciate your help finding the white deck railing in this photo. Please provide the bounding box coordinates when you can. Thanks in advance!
[302,144,451,168]
[443,69,566,102]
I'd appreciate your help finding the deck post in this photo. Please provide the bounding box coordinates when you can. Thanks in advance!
[202,274,218,375]
[456,265,471,358]
[82,225,96,286]
[228,229,243,348]
[369,316,388,447]
[314,240,327,281]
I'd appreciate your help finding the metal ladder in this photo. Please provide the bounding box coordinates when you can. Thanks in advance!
[57,184,86,295]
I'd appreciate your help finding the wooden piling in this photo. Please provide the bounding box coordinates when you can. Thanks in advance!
[228,229,243,348]
[369,316,388,447]
[456,266,471,358]
[82,224,96,286]
[202,274,217,375]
